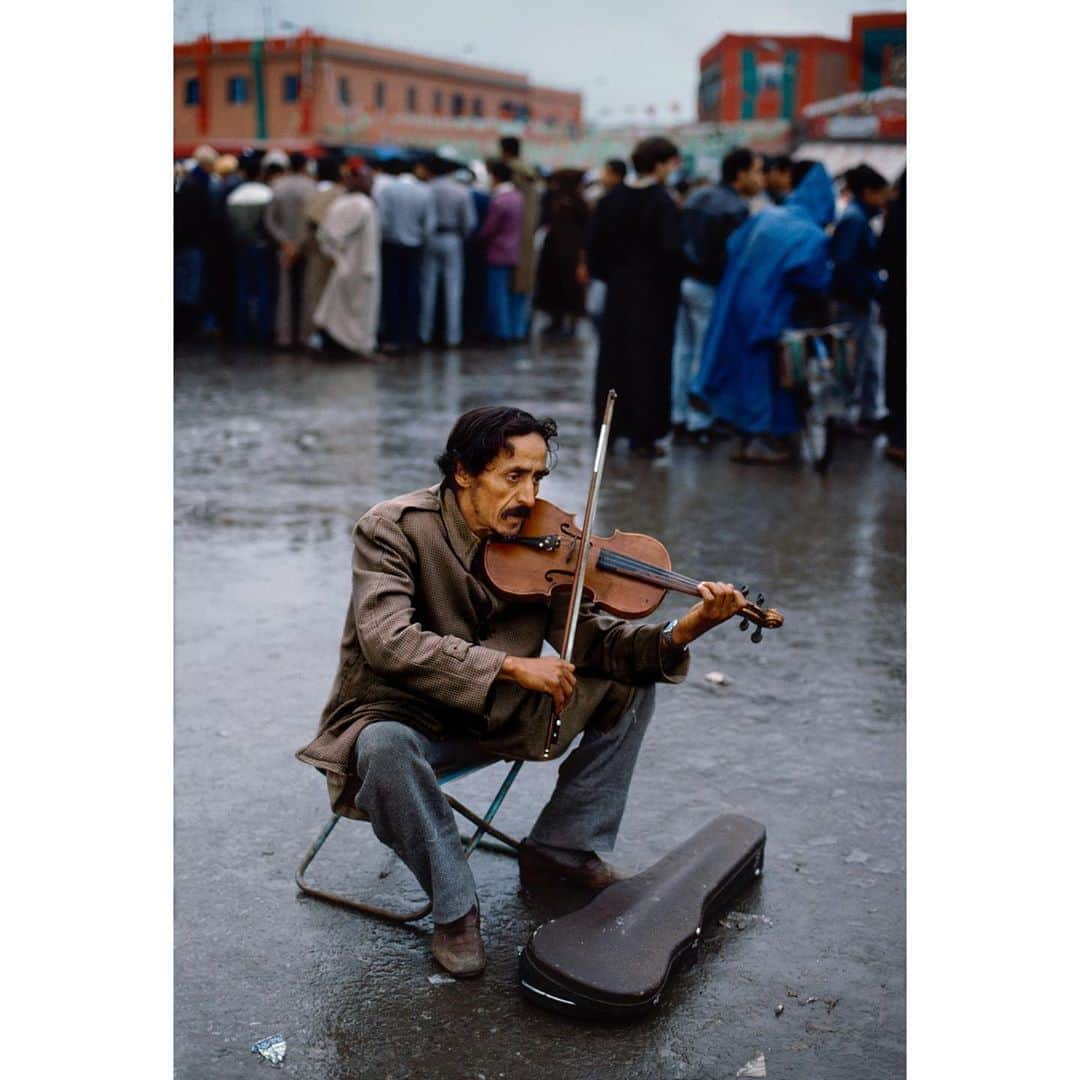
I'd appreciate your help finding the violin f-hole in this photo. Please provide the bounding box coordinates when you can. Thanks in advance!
[544,569,575,587]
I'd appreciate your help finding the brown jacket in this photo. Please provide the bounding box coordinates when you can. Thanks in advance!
[296,483,689,818]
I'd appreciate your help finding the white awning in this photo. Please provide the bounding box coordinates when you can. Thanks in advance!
[794,140,906,182]
[802,87,906,118]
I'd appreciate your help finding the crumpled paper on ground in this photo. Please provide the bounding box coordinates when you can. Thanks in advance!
[735,1050,766,1077]
[251,1033,287,1066]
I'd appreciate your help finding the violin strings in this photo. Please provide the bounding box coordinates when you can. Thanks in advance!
[597,550,702,592]
[596,550,767,618]
[601,552,699,589]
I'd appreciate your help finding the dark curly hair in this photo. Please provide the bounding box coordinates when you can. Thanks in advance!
[436,406,558,489]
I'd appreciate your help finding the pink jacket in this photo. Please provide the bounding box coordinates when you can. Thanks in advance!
[478,184,524,267]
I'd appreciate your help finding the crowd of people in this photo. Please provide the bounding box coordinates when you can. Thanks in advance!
[174,133,906,466]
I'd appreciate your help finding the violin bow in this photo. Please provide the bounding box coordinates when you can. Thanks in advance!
[544,389,618,758]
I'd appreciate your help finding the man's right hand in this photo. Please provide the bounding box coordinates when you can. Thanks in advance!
[499,656,576,713]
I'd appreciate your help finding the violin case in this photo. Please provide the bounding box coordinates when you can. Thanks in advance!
[518,814,766,1021]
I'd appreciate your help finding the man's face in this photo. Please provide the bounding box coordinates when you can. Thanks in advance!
[454,433,550,538]
[601,165,621,189]
[765,166,792,197]
[861,186,890,213]
[736,156,766,197]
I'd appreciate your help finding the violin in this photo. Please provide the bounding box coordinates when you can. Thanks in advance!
[496,389,782,759]
[483,498,784,639]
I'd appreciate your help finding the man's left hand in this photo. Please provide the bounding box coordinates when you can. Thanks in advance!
[669,582,747,648]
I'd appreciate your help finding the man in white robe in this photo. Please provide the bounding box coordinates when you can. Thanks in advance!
[314,164,382,358]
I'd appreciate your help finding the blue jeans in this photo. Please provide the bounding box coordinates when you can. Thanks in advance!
[838,300,886,423]
[419,233,465,347]
[485,265,513,342]
[508,290,532,340]
[671,277,717,432]
[233,245,274,345]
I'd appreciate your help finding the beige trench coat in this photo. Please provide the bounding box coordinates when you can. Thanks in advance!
[300,182,343,341]
[313,191,380,355]
[296,483,689,818]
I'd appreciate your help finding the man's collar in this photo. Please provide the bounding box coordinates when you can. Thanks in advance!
[440,483,482,571]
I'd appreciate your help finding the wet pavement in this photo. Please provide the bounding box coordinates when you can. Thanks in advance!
[175,336,906,1079]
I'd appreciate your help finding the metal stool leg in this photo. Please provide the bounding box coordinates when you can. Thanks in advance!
[458,760,523,856]
[295,813,434,922]
[295,762,523,924]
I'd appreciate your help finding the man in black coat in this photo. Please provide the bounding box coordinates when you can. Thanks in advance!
[588,137,684,458]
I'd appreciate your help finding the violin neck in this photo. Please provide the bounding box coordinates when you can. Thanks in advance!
[594,549,768,626]
[595,548,700,598]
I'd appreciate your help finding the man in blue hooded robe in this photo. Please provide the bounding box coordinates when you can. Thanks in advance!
[690,162,835,463]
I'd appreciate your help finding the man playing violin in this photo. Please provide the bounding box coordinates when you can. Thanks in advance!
[296,405,748,978]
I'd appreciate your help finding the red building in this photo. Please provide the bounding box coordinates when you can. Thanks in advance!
[174,31,582,157]
[697,34,851,124]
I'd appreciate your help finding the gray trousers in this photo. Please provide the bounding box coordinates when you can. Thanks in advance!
[353,684,656,924]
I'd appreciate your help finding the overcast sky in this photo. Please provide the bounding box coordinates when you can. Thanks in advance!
[174,0,906,122]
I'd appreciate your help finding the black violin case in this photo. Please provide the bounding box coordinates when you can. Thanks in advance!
[519,814,766,1021]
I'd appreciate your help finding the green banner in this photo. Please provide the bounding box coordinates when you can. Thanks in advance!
[782,50,798,119]
[250,40,267,140]
[861,28,906,90]
[741,50,757,120]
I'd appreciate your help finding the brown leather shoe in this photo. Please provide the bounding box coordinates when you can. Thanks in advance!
[518,839,629,893]
[432,904,486,978]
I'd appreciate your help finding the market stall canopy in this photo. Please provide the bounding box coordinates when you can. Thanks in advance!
[800,87,905,142]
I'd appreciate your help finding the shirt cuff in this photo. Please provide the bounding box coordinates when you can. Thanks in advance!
[657,632,690,682]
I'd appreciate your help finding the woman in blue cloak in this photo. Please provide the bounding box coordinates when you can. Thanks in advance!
[690,161,836,463]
